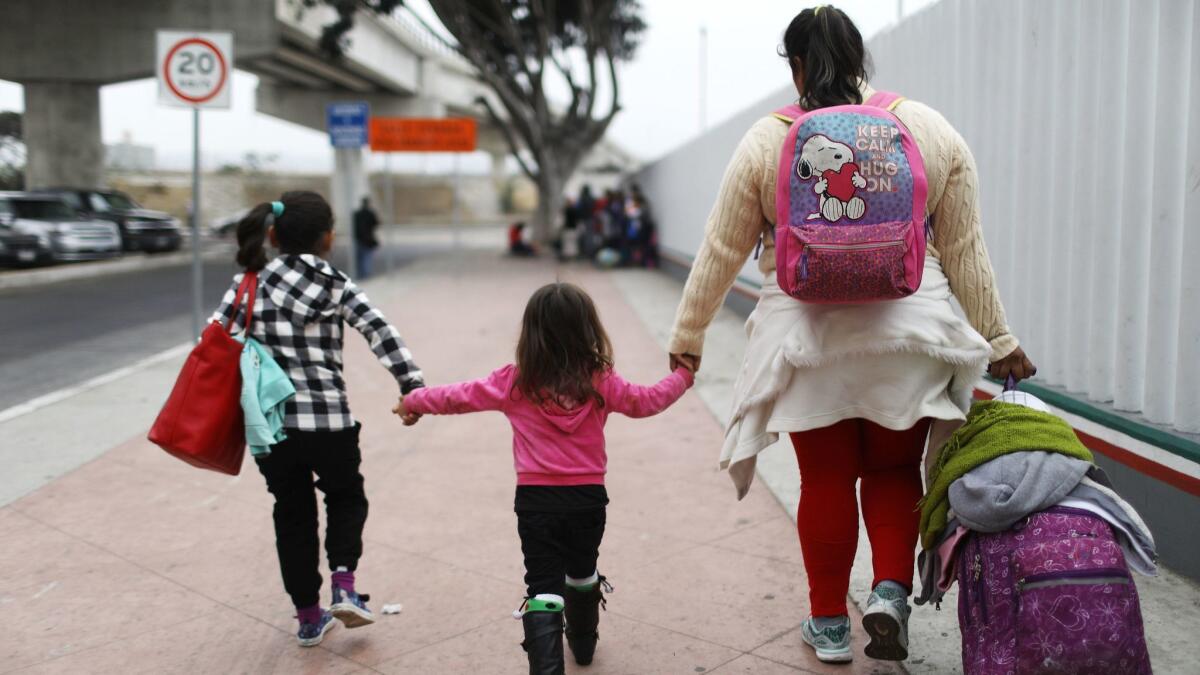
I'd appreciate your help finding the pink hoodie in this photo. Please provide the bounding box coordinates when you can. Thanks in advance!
[403,365,694,486]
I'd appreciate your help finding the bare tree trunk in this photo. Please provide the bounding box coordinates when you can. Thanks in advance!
[530,148,583,244]
[532,169,565,244]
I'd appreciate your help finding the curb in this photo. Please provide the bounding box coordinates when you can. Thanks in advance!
[0,246,230,292]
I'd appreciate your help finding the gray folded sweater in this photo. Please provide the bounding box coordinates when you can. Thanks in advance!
[948,451,1092,532]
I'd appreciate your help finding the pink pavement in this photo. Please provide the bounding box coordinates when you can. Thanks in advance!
[0,250,902,674]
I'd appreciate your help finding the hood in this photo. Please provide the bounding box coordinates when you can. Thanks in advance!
[123,208,173,222]
[262,254,349,326]
[538,396,596,434]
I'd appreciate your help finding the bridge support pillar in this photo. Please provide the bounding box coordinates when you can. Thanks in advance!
[332,146,369,277]
[23,81,103,189]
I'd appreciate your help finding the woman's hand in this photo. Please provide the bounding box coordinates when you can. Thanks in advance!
[670,353,701,374]
[988,346,1037,382]
[392,398,421,426]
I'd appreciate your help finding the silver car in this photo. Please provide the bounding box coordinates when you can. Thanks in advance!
[0,192,122,263]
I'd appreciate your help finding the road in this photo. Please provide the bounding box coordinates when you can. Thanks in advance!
[0,240,434,411]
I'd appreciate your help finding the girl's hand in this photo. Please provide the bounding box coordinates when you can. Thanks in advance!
[669,352,701,374]
[392,398,421,426]
[988,346,1037,382]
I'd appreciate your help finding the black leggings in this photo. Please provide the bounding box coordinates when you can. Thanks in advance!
[255,424,368,608]
[517,508,606,597]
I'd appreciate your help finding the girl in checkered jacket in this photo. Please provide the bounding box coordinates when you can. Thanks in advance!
[213,190,424,647]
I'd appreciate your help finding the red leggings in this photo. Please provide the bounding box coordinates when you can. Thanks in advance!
[790,418,931,617]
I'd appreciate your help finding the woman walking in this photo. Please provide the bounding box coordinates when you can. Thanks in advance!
[668,5,1035,664]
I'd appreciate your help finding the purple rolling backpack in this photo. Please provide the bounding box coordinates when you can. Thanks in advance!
[958,506,1152,674]
[773,90,928,303]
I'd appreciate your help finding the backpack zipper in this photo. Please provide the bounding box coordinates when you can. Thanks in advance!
[1018,568,1131,591]
[972,550,988,624]
[804,241,905,251]
[798,240,904,280]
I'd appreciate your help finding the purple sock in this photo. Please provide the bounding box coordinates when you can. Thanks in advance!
[296,604,322,625]
[332,569,356,593]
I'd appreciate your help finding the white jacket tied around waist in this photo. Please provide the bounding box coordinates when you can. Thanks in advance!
[721,256,990,497]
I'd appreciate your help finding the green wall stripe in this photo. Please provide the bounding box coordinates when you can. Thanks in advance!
[984,378,1200,466]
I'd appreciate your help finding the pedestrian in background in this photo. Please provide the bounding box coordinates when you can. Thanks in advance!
[394,283,694,675]
[668,4,1034,665]
[218,190,425,647]
[353,197,381,279]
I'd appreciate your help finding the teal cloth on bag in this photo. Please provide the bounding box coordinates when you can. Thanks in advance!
[237,336,295,457]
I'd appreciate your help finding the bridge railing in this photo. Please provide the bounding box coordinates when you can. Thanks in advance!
[635,0,1199,435]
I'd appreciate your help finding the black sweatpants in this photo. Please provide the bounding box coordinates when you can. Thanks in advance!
[516,507,607,597]
[255,423,367,608]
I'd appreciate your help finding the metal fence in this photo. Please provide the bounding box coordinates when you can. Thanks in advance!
[636,0,1199,434]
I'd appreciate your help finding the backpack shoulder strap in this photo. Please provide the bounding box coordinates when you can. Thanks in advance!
[772,103,805,124]
[865,90,907,112]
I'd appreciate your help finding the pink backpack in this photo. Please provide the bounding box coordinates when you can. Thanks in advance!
[774,91,928,303]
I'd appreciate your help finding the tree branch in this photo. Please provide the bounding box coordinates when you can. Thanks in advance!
[581,0,600,122]
[475,95,538,182]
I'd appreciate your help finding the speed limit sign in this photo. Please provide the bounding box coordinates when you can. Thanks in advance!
[157,31,232,109]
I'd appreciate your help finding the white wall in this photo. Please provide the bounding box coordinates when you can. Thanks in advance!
[636,0,1199,434]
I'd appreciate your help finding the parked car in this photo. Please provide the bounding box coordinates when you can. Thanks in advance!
[0,192,122,263]
[39,188,183,253]
[0,218,41,266]
[210,207,250,238]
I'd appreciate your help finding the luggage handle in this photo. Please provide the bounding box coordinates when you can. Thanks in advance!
[224,271,258,335]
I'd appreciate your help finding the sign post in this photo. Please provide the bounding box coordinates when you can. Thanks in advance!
[326,102,369,277]
[368,117,478,251]
[157,30,232,341]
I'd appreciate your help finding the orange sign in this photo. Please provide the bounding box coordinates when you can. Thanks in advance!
[368,117,478,152]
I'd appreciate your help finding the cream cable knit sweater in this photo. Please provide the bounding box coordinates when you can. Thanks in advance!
[669,87,1019,362]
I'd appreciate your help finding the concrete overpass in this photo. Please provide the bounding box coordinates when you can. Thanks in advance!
[0,0,510,221]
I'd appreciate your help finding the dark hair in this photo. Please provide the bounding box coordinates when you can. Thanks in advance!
[514,282,613,408]
[780,5,871,110]
[236,190,334,271]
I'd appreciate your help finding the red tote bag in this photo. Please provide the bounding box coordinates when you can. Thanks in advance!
[148,272,257,475]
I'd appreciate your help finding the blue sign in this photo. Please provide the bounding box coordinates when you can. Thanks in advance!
[326,102,369,148]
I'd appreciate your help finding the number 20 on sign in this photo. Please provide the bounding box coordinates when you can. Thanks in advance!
[157,31,232,109]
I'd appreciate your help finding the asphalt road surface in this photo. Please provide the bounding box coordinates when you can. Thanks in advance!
[0,241,430,411]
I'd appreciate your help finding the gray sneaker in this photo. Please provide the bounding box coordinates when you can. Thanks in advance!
[800,615,852,663]
[862,582,911,661]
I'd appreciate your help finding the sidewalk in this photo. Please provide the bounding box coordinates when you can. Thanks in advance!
[4,246,1196,674]
[0,249,900,674]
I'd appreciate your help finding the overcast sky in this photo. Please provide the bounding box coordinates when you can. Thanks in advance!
[0,0,937,175]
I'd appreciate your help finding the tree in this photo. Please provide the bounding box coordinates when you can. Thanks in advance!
[0,111,25,191]
[304,0,645,242]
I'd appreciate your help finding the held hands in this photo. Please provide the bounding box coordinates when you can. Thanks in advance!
[988,346,1037,382]
[669,353,701,375]
[392,397,421,426]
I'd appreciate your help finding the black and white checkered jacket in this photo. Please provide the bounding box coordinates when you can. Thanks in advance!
[211,254,424,431]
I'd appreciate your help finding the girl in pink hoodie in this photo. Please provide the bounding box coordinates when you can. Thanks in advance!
[395,282,693,675]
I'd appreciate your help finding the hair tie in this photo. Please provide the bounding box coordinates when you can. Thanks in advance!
[270,201,284,217]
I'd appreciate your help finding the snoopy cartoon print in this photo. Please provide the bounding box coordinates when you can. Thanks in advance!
[796,133,867,222]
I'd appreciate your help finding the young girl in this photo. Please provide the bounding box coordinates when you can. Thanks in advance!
[394,282,693,674]
[213,191,424,647]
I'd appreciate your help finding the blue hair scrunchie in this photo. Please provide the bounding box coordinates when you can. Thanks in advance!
[270,201,284,217]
